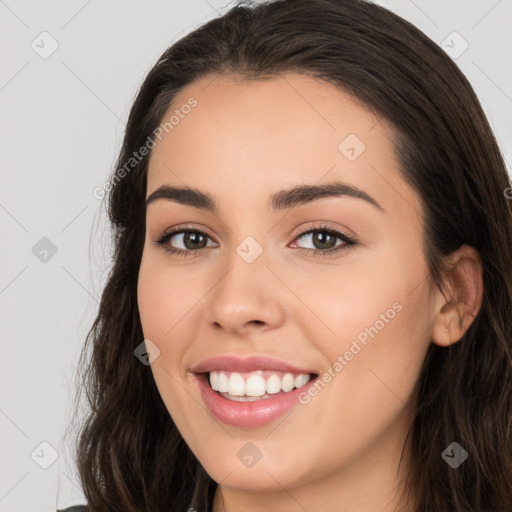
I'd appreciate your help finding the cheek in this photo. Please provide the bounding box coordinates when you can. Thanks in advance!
[298,241,432,399]
[137,267,169,342]
[137,257,202,420]
[137,253,203,342]
[287,252,407,346]
[292,283,431,467]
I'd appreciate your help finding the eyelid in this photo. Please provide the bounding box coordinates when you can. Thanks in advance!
[291,223,356,243]
[158,223,217,240]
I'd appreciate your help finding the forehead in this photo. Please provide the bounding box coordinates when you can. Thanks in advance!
[146,72,419,217]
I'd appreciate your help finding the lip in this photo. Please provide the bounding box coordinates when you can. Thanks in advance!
[190,355,317,375]
[194,372,318,427]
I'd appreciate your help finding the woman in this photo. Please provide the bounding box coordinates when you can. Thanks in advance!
[61,0,512,510]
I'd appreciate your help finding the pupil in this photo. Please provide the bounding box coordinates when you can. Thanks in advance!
[314,232,335,249]
[185,232,206,249]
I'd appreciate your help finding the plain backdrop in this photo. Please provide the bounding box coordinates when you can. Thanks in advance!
[0,1,511,511]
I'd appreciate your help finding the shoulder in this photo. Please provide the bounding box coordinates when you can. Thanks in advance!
[57,506,87,512]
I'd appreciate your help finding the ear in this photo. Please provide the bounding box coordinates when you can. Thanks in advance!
[431,244,484,347]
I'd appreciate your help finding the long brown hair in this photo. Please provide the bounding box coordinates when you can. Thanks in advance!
[68,0,512,510]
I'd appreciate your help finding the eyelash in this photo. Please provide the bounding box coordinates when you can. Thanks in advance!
[153,223,358,258]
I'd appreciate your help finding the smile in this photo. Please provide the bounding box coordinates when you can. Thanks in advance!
[208,370,314,401]
[191,355,320,427]
[194,370,318,428]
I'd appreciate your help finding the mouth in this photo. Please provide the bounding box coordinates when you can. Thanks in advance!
[190,355,320,426]
[193,369,319,427]
[203,370,318,402]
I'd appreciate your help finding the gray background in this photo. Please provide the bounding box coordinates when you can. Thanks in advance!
[1,1,511,511]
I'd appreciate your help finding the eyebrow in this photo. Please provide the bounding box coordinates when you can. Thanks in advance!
[145,181,384,213]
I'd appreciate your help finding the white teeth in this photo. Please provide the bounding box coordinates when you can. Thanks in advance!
[245,375,266,396]
[209,371,219,391]
[208,370,313,397]
[218,372,229,392]
[281,373,295,392]
[228,373,246,396]
[294,373,310,388]
[266,374,282,394]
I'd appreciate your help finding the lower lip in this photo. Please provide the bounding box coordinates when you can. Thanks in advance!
[194,373,317,427]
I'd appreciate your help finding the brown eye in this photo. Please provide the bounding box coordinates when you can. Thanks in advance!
[290,225,357,257]
[293,225,358,256]
[296,230,339,250]
[172,231,209,250]
[154,226,217,257]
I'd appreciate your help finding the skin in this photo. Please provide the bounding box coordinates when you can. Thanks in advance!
[137,73,483,512]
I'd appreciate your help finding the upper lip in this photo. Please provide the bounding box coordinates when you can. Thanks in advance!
[190,355,318,375]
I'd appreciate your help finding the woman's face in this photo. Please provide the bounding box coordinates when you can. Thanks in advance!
[137,73,438,498]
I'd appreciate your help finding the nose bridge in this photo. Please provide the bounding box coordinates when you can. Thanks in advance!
[204,234,284,332]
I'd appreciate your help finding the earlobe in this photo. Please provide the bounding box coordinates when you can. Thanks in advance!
[430,245,483,347]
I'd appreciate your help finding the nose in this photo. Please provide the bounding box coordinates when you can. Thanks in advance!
[204,248,285,336]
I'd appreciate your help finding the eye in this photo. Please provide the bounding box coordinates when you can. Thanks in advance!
[289,224,357,257]
[153,223,358,258]
[153,224,216,258]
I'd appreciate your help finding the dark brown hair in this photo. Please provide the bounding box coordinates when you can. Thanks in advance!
[68,0,512,510]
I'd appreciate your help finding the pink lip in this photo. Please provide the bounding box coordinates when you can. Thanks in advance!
[193,372,318,427]
[190,355,317,374]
